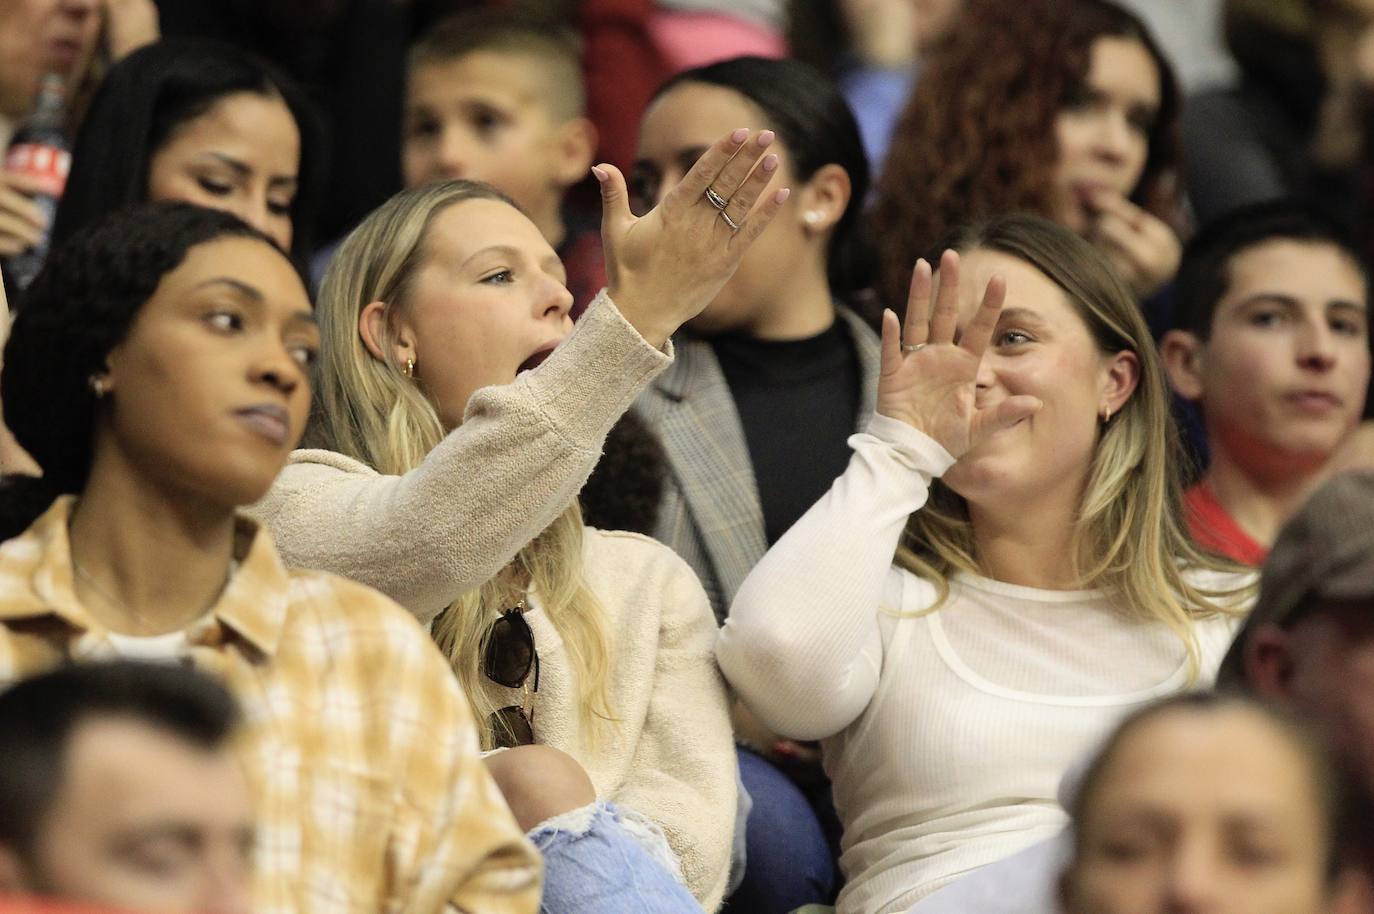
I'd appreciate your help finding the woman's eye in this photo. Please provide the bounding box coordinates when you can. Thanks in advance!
[1060,85,1095,113]
[196,177,234,197]
[1098,839,1149,863]
[267,198,293,216]
[996,329,1032,346]
[481,269,514,285]
[1232,843,1284,868]
[205,310,244,332]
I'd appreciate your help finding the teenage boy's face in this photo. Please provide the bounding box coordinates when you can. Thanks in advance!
[1177,240,1370,466]
[402,52,570,220]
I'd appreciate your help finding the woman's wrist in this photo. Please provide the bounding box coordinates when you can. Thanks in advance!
[605,288,674,350]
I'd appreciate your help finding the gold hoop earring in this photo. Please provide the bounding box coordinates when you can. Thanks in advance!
[1101,406,1112,424]
[403,358,415,379]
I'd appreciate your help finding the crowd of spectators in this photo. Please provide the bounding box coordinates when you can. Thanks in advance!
[3,1,1374,914]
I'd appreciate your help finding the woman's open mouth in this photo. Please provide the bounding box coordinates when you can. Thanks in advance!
[517,345,558,375]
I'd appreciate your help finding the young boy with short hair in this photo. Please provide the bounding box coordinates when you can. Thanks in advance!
[404,10,605,315]
[1162,201,1372,565]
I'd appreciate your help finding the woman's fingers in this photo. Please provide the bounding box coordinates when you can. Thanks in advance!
[593,163,632,237]
[903,258,932,348]
[979,394,1043,438]
[880,308,904,374]
[737,187,790,246]
[709,130,775,205]
[0,177,48,230]
[927,249,961,344]
[959,274,1007,360]
[664,128,754,212]
[1087,191,1143,223]
[0,212,43,254]
[720,152,779,232]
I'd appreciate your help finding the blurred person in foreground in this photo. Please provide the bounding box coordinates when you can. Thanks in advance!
[0,661,252,914]
[1060,692,1371,914]
[1219,471,1374,826]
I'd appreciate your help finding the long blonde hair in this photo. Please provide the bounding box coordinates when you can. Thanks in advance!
[312,180,614,749]
[896,214,1250,678]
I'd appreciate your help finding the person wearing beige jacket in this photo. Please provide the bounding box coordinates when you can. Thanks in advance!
[250,134,792,911]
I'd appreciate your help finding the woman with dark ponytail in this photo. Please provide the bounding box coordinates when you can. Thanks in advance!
[627,55,881,617]
[617,54,881,913]
[0,202,544,913]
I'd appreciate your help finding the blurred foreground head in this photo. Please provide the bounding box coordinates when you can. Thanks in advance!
[0,661,252,914]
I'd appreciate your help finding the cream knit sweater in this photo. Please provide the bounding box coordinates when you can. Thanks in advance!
[249,291,736,909]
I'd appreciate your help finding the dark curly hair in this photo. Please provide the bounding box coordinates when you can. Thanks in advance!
[0,202,286,541]
[49,38,326,266]
[869,0,1182,307]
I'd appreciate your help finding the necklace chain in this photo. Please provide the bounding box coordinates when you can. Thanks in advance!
[71,556,236,634]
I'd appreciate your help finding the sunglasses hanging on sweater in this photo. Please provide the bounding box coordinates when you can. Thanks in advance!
[483,599,539,749]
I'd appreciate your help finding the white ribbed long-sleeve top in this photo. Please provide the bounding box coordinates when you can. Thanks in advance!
[716,415,1251,914]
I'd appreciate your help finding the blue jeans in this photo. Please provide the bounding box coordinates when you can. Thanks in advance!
[531,801,701,913]
[728,747,838,913]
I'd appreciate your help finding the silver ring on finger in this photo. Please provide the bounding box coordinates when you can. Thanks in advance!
[720,210,741,232]
[704,186,730,211]
[901,343,926,353]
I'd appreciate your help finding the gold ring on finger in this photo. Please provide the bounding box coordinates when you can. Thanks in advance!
[901,343,926,353]
[720,210,741,232]
[704,186,730,210]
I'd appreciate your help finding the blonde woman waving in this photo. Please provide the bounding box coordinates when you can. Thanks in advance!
[252,131,789,911]
[717,214,1254,914]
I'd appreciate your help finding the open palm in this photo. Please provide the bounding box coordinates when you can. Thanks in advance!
[594,129,789,347]
[877,250,1042,459]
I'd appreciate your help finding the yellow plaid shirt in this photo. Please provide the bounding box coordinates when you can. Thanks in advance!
[0,497,542,914]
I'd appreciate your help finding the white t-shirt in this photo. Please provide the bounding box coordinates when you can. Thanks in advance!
[717,415,1253,914]
[106,628,192,661]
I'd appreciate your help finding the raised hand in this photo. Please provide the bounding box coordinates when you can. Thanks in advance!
[1085,191,1181,301]
[594,128,790,348]
[876,250,1042,459]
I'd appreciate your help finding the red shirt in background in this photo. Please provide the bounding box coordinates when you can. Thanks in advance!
[1184,482,1269,567]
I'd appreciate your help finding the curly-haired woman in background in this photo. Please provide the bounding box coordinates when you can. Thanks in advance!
[870,0,1183,318]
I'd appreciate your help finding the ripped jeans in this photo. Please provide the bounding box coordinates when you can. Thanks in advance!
[530,801,703,913]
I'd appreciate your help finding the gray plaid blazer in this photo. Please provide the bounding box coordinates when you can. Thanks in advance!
[632,306,881,621]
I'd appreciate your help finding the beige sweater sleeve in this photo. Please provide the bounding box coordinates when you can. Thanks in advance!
[248,291,671,623]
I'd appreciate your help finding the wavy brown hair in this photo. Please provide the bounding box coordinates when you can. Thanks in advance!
[869,0,1183,307]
